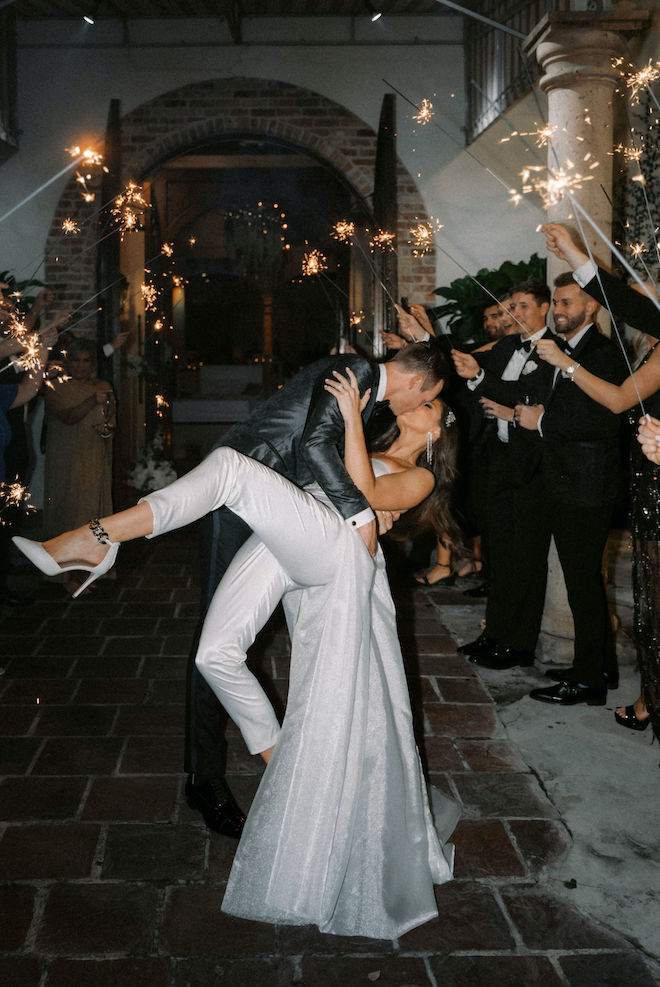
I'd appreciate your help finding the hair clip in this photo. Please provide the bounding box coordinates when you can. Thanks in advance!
[445,409,456,426]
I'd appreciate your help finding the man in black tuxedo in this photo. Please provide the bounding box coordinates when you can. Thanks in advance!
[515,273,627,705]
[452,280,558,668]
[186,343,449,835]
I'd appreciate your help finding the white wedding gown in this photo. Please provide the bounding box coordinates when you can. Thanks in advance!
[145,448,457,939]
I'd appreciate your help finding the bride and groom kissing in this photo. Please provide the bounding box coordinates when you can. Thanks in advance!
[14,340,460,938]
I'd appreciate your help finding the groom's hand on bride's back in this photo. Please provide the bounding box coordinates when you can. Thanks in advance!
[357,519,378,556]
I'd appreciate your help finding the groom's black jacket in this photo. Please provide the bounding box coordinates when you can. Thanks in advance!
[217,353,381,522]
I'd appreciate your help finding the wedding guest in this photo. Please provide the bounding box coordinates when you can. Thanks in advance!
[535,223,660,735]
[43,336,116,596]
[451,280,556,669]
[513,271,627,705]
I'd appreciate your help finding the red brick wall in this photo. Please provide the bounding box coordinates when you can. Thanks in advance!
[46,77,436,325]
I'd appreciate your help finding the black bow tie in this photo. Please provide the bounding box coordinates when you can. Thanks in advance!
[515,337,533,353]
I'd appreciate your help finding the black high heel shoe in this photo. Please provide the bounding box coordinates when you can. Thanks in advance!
[614,704,650,731]
[416,563,455,587]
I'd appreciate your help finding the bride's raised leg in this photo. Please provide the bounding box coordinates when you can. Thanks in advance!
[16,447,356,589]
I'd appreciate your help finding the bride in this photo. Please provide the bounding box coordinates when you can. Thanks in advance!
[14,368,461,939]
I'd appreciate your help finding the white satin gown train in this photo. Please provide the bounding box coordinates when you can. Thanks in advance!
[144,447,457,939]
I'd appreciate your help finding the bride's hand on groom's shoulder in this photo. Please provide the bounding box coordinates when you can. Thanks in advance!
[324,368,370,422]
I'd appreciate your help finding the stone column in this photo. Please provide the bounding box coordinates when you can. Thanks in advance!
[524,6,650,664]
[525,7,651,284]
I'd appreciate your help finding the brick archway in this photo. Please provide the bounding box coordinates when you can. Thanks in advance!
[46,77,435,320]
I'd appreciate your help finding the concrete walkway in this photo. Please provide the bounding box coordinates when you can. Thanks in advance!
[1,527,657,986]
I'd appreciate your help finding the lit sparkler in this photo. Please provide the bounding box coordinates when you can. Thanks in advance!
[408,219,443,257]
[331,221,355,243]
[370,230,396,252]
[161,242,174,257]
[62,218,80,235]
[111,183,150,239]
[515,162,595,209]
[612,143,644,163]
[301,250,328,276]
[499,123,557,148]
[140,283,158,311]
[155,393,169,418]
[625,59,660,103]
[413,98,435,126]
[14,333,44,376]
[0,479,35,525]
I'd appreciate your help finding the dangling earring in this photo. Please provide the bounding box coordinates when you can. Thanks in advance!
[426,431,434,465]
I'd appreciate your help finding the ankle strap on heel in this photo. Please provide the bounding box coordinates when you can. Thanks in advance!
[89,518,111,545]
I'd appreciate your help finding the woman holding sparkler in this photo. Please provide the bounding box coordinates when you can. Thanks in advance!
[42,336,115,595]
[536,223,660,742]
[14,367,461,939]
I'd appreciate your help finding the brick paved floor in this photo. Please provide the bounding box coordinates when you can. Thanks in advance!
[0,528,655,986]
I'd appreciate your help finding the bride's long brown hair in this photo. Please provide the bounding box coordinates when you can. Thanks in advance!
[369,399,463,549]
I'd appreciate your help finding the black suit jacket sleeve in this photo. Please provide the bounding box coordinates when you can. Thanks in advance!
[299,354,374,521]
[541,331,626,444]
[584,267,660,336]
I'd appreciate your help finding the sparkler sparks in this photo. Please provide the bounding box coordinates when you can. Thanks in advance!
[413,98,435,126]
[161,242,174,257]
[66,145,104,167]
[0,479,35,524]
[14,333,44,376]
[612,143,644,163]
[630,242,646,258]
[625,59,660,103]
[499,123,558,148]
[370,230,396,252]
[301,250,327,277]
[155,393,169,418]
[331,221,355,243]
[512,161,596,210]
[62,218,80,235]
[140,283,158,311]
[408,219,443,257]
[112,183,150,239]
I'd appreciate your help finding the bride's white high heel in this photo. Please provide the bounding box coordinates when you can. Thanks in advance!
[12,518,119,599]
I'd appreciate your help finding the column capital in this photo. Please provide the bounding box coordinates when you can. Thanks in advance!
[524,8,652,93]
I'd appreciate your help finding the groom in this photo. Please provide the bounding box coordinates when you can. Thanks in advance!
[185,343,449,836]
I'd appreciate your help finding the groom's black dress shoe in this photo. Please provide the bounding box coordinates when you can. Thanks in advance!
[457,633,497,658]
[529,681,607,706]
[185,776,245,838]
[544,665,618,689]
[470,645,535,670]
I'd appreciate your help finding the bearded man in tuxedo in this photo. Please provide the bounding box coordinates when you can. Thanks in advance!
[185,342,449,836]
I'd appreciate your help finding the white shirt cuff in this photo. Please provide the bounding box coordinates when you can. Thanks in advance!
[347,507,375,529]
[573,260,597,288]
[537,411,545,436]
[103,342,114,358]
[467,369,485,390]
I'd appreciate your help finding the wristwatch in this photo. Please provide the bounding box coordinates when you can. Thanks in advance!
[565,361,580,380]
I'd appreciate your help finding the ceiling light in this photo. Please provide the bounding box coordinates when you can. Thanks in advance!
[365,1,382,22]
[83,3,99,24]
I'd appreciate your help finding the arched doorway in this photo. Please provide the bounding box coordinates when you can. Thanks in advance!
[45,77,436,468]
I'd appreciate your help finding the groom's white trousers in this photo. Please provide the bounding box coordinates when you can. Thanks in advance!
[144,447,367,755]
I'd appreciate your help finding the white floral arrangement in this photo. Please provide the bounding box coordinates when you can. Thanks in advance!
[127,433,177,493]
[521,361,538,375]
[125,354,151,378]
